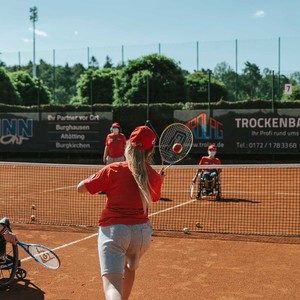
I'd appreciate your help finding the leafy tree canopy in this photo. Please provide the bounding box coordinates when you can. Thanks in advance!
[75,68,119,105]
[10,71,50,106]
[0,67,21,105]
[185,71,228,102]
[113,54,186,105]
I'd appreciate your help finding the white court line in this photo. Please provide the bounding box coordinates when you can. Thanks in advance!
[149,199,198,217]
[20,199,197,263]
[21,233,98,262]
[0,185,77,201]
[43,185,77,193]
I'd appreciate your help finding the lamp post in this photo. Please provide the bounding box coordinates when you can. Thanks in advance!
[30,6,38,78]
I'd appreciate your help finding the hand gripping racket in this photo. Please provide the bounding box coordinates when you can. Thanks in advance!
[17,241,60,270]
[159,123,193,173]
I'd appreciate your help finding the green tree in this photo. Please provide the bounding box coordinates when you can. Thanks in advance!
[76,68,119,104]
[103,56,113,69]
[0,67,21,104]
[289,72,300,85]
[214,62,237,101]
[89,56,99,69]
[239,61,262,100]
[257,68,275,100]
[285,84,300,101]
[113,54,186,104]
[10,71,50,105]
[52,63,86,104]
[185,71,228,102]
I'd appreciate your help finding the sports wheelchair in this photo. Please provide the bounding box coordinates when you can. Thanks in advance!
[0,218,27,288]
[194,169,221,200]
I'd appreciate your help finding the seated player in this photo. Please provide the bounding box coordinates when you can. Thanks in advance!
[192,144,221,194]
[0,218,17,262]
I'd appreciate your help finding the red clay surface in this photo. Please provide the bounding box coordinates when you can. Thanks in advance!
[1,226,299,300]
[0,163,299,299]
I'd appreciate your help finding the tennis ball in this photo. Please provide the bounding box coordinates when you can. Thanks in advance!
[31,215,36,221]
[172,143,183,154]
[183,227,189,234]
[195,222,203,229]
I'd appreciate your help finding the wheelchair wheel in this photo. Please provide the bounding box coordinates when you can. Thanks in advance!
[197,178,204,200]
[16,267,27,280]
[0,242,19,287]
[215,178,222,200]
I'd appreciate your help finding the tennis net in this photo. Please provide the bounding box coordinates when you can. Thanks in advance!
[1,162,299,237]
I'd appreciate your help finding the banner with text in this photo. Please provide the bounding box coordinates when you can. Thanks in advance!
[174,109,300,154]
[0,112,112,153]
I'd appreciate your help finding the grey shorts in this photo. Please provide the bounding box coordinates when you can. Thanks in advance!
[98,222,152,276]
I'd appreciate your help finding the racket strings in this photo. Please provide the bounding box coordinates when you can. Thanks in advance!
[28,245,60,269]
[159,124,193,164]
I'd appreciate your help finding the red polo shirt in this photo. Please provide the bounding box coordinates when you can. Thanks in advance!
[105,133,127,158]
[83,162,162,226]
[199,156,221,172]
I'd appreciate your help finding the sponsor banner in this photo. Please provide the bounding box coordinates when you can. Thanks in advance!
[0,112,112,153]
[174,109,300,154]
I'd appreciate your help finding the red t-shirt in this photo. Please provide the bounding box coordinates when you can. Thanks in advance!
[199,156,221,172]
[105,133,127,158]
[83,162,162,226]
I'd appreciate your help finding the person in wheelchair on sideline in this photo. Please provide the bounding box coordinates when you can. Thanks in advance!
[192,144,221,195]
[0,218,17,261]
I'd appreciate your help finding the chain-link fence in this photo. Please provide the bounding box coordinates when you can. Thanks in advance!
[1,37,299,76]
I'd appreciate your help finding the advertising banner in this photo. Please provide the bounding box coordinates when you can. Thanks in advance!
[0,112,112,153]
[174,109,300,154]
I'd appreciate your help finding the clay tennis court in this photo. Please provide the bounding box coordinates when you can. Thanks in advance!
[1,163,300,299]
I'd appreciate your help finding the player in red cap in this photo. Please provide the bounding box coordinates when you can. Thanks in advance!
[103,122,127,165]
[192,144,221,194]
[77,125,164,300]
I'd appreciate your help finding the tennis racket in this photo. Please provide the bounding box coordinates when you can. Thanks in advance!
[190,182,196,199]
[159,123,193,172]
[17,241,60,270]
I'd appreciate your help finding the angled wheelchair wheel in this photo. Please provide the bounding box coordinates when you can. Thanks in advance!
[0,242,19,287]
[215,178,222,200]
[197,178,205,200]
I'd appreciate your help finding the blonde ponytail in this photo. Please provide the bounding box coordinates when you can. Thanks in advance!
[125,143,153,214]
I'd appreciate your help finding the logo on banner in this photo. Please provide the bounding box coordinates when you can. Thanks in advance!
[0,118,33,145]
[185,113,223,140]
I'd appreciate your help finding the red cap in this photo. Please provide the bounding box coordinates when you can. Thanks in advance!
[130,126,156,150]
[111,122,120,128]
[208,144,217,151]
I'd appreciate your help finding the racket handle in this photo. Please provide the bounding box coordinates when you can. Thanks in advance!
[164,165,171,171]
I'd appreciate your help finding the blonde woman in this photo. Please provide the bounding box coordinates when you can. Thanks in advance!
[77,126,164,300]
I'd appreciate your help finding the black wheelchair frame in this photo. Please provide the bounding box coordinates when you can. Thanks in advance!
[0,218,27,288]
[196,170,222,200]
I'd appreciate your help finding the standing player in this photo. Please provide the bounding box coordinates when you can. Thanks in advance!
[103,122,127,165]
[192,144,221,194]
[77,125,164,300]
